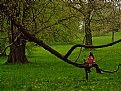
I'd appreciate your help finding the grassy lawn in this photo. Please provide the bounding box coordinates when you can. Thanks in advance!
[0,32,121,91]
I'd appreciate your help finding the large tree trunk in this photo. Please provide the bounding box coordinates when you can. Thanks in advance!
[7,42,28,64]
[5,1,31,64]
[6,34,29,64]
[6,18,29,64]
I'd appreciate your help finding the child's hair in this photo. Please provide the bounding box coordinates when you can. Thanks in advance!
[89,52,94,59]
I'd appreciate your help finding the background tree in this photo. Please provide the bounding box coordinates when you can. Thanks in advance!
[88,0,121,36]
[62,0,121,45]
[62,0,95,46]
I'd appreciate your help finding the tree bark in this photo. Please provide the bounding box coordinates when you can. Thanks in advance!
[4,1,30,64]
[85,21,92,46]
[84,2,93,47]
[112,31,114,42]
[6,40,28,64]
[6,23,29,64]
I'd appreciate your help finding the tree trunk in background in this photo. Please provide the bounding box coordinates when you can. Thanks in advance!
[85,20,92,46]
[84,3,93,47]
[112,31,114,42]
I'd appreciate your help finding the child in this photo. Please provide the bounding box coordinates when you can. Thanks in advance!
[88,52,102,73]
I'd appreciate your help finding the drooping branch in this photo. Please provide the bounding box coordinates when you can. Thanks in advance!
[10,18,88,68]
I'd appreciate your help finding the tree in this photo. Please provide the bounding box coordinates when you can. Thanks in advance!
[62,0,94,46]
[1,3,121,80]
[90,0,121,36]
[109,0,121,42]
[1,0,80,63]
[1,0,120,64]
[1,2,121,68]
[1,1,32,63]
[62,0,121,45]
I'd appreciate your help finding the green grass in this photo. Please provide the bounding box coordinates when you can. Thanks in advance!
[0,32,121,91]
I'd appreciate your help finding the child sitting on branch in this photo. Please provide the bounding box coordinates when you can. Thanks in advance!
[84,52,102,74]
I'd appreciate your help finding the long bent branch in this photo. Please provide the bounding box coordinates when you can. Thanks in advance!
[64,39,121,59]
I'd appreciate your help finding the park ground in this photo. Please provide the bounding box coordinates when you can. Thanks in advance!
[0,32,121,91]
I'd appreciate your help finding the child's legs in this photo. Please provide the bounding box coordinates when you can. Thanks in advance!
[86,67,91,73]
[92,64,101,73]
